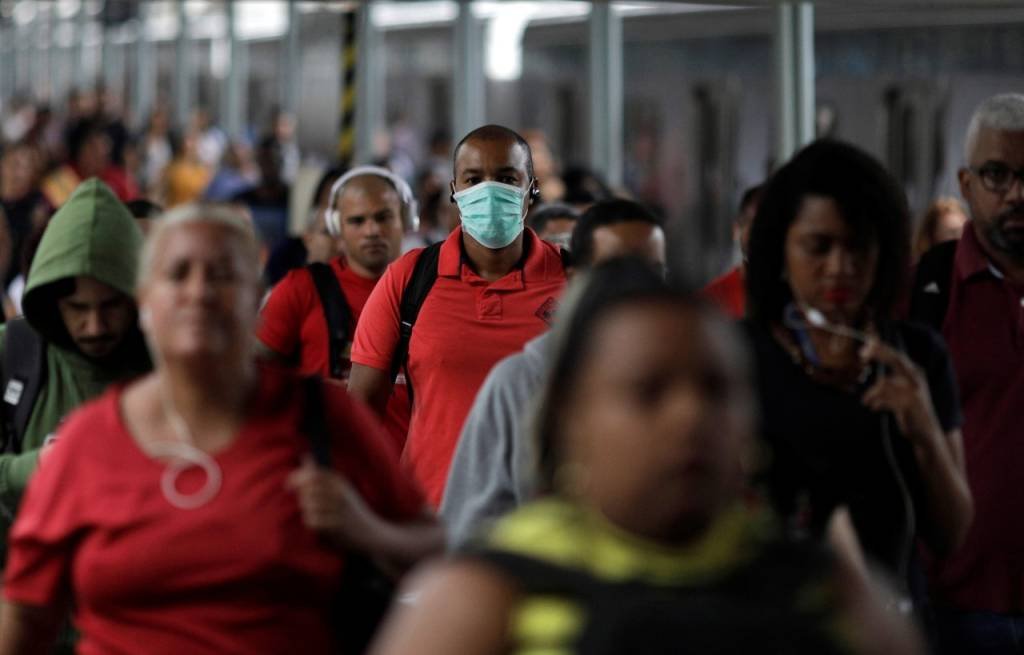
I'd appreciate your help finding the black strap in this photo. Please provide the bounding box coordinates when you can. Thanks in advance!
[300,376,331,468]
[307,262,353,380]
[909,239,958,332]
[1,318,46,454]
[389,242,442,406]
[559,247,573,270]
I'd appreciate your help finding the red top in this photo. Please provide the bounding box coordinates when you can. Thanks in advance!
[257,257,411,448]
[925,225,1024,613]
[702,266,745,318]
[351,227,567,507]
[4,368,424,655]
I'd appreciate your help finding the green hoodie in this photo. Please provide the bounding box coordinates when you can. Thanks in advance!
[0,178,151,513]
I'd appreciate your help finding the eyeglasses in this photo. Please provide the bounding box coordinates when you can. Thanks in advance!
[970,162,1024,194]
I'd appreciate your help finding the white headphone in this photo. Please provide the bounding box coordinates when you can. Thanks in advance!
[324,165,420,237]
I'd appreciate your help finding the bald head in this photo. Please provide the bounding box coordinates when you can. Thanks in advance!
[453,124,534,179]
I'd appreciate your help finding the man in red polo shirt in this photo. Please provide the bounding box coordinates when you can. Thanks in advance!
[702,184,762,318]
[257,166,414,444]
[349,125,567,508]
[914,93,1024,652]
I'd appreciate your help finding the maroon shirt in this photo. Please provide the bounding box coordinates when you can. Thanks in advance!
[925,224,1024,613]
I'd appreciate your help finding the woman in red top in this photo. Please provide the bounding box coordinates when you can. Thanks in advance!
[0,203,442,655]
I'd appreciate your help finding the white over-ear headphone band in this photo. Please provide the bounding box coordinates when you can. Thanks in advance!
[324,165,420,237]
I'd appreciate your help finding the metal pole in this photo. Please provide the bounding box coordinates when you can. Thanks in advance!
[72,3,87,88]
[774,2,815,163]
[337,9,358,165]
[133,7,153,126]
[588,3,624,188]
[224,0,242,138]
[355,4,382,165]
[280,0,301,113]
[174,0,191,131]
[452,2,485,142]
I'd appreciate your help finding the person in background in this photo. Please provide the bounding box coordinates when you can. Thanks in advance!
[137,106,174,197]
[908,93,1024,654]
[159,131,210,208]
[258,166,414,447]
[203,141,258,203]
[0,203,442,655]
[373,258,921,655]
[743,139,971,603]
[912,196,967,262]
[703,184,764,318]
[0,142,49,287]
[263,166,345,287]
[348,124,568,509]
[0,179,152,540]
[526,203,580,251]
[441,199,665,547]
[232,136,290,254]
[41,118,138,207]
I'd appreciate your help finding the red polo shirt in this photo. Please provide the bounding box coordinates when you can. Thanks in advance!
[257,257,411,448]
[925,224,1024,613]
[351,227,567,507]
[703,266,745,318]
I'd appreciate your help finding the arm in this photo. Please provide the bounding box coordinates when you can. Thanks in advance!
[860,339,973,556]
[287,459,443,571]
[0,601,65,655]
[369,560,516,655]
[347,364,393,418]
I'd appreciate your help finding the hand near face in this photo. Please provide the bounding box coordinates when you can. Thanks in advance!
[859,339,942,446]
[286,456,383,552]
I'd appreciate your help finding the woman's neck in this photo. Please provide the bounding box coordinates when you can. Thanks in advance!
[157,358,256,446]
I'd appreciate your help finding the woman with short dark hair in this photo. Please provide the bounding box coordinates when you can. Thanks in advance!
[743,140,972,599]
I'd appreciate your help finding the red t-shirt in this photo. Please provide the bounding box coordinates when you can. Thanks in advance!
[351,227,567,507]
[923,225,1024,613]
[257,257,411,447]
[4,368,424,655]
[702,266,745,319]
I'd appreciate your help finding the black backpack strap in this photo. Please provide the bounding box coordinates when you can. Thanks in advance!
[390,242,442,405]
[1,318,46,454]
[559,247,573,270]
[909,239,958,332]
[307,262,353,380]
[300,375,331,468]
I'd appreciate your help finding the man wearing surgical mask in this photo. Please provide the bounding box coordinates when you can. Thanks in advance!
[349,125,568,508]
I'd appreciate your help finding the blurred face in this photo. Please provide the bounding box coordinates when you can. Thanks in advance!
[0,146,38,200]
[561,302,754,543]
[959,126,1024,265]
[57,276,136,359]
[590,222,667,269]
[538,217,577,245]
[76,132,112,176]
[783,195,879,323]
[933,209,968,245]
[139,222,259,362]
[336,176,404,277]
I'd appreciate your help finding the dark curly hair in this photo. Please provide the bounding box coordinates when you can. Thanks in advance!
[745,139,911,322]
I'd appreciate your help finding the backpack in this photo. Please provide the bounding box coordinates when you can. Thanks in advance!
[0,318,46,454]
[908,239,958,332]
[385,242,572,406]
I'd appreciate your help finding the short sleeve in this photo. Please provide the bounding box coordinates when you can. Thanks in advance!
[257,268,311,358]
[349,258,406,373]
[4,406,91,607]
[324,382,425,521]
[900,322,963,433]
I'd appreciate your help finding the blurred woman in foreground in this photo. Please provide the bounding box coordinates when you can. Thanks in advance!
[0,204,442,655]
[371,258,919,655]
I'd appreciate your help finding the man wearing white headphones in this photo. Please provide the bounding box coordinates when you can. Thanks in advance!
[257,165,415,445]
